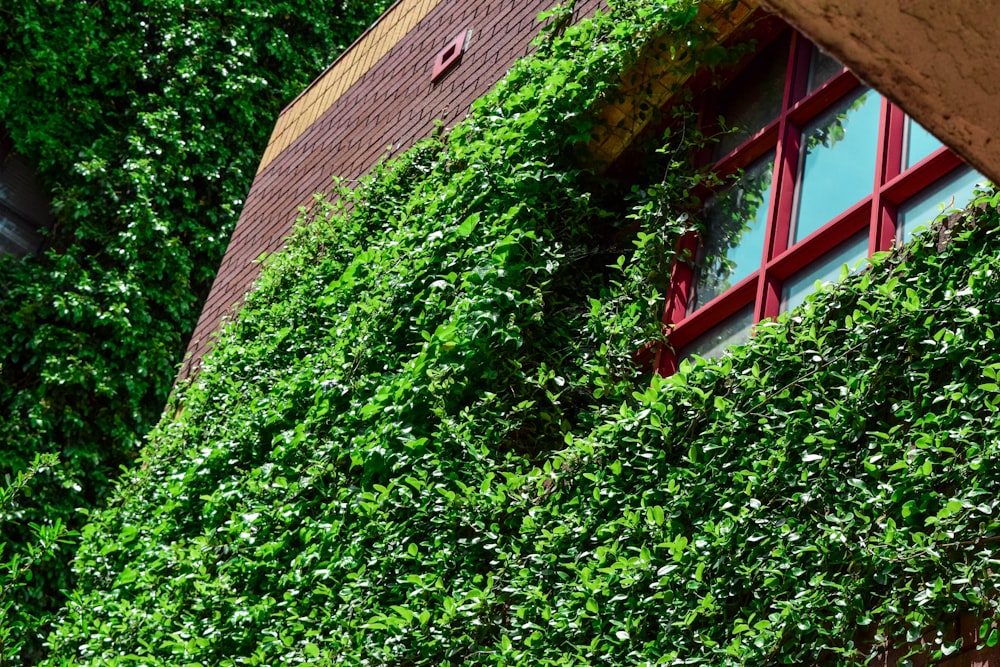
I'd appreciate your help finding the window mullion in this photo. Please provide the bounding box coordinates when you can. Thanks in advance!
[656,233,699,375]
[871,99,905,252]
[757,33,809,322]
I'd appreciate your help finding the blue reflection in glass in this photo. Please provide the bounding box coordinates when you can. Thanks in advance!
[897,167,989,245]
[782,231,869,313]
[904,117,942,169]
[691,153,774,311]
[793,89,881,244]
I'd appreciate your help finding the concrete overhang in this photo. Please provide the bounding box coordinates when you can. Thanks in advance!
[758,0,1000,185]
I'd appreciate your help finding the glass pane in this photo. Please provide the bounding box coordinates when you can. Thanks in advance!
[782,231,869,312]
[0,209,44,256]
[897,167,989,244]
[792,88,881,244]
[0,152,54,257]
[690,153,775,311]
[904,116,943,169]
[714,40,788,160]
[681,304,754,362]
[807,46,843,92]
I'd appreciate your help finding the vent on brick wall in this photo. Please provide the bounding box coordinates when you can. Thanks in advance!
[431,30,471,83]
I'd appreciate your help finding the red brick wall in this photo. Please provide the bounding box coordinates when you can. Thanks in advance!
[179,0,608,379]
[869,615,1000,667]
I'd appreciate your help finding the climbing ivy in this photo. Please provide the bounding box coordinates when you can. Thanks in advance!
[0,454,74,664]
[0,0,390,660]
[26,0,1000,665]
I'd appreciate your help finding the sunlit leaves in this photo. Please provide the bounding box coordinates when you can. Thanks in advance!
[0,0,391,658]
[32,2,1000,667]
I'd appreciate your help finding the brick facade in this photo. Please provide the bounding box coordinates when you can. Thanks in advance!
[180,0,607,379]
[868,615,1000,667]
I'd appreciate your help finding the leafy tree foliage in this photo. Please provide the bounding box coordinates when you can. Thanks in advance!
[29,0,1000,664]
[0,454,73,663]
[0,0,390,658]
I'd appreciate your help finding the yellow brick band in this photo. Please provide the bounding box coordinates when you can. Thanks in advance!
[587,0,756,167]
[257,0,448,174]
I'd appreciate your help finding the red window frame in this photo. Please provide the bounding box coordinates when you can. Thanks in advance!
[654,29,971,376]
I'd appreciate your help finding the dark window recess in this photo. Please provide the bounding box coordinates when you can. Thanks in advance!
[431,30,471,83]
[0,152,54,257]
[713,37,788,160]
[807,45,844,92]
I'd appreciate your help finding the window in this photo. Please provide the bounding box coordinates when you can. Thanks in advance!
[781,230,868,313]
[792,88,880,244]
[0,143,54,258]
[897,167,988,245]
[657,30,988,375]
[689,152,773,312]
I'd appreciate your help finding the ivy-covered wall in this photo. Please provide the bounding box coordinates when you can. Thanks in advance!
[0,0,391,659]
[28,0,1000,665]
[180,0,610,380]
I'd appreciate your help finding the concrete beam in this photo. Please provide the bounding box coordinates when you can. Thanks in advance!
[758,0,1000,184]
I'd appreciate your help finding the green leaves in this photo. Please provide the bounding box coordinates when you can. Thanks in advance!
[457,211,481,237]
[27,1,1000,666]
[0,0,393,658]
[0,453,75,662]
